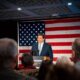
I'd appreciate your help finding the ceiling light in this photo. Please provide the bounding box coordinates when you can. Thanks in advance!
[68,2,72,6]
[17,7,22,11]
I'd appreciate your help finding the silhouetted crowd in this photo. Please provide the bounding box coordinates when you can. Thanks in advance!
[0,38,80,80]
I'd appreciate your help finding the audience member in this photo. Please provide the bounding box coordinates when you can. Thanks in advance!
[72,38,80,70]
[20,53,37,79]
[45,64,80,80]
[56,56,74,66]
[21,53,35,69]
[0,38,26,80]
[38,60,52,80]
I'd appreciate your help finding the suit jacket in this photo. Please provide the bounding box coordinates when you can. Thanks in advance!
[31,42,53,60]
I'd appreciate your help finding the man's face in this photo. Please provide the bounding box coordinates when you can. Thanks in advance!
[37,35,44,43]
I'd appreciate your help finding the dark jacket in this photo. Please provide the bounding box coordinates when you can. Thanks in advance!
[31,42,53,60]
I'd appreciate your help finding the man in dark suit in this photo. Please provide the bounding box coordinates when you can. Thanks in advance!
[31,34,53,60]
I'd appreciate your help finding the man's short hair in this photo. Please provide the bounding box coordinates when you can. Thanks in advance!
[37,33,45,39]
[0,38,18,67]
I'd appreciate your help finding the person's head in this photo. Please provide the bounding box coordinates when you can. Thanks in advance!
[45,64,80,80]
[0,38,18,69]
[37,33,45,43]
[21,53,34,68]
[72,38,80,56]
[56,56,74,66]
[38,60,52,80]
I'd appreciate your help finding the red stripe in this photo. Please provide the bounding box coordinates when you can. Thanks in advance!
[45,34,80,38]
[45,26,80,31]
[53,57,58,61]
[19,50,72,54]
[53,50,72,53]
[19,50,30,53]
[48,42,72,46]
[45,18,80,24]
[19,57,71,62]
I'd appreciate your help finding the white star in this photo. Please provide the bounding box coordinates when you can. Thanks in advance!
[29,29,30,31]
[24,38,26,40]
[40,31,42,32]
[31,31,33,33]
[20,38,22,40]
[22,41,24,43]
[33,28,35,31]
[38,28,40,30]
[38,24,39,25]
[31,26,32,28]
[42,23,44,25]
[43,28,44,30]
[29,34,30,35]
[40,26,42,28]
[22,36,24,38]
[31,36,33,38]
[31,41,33,43]
[36,41,37,42]
[26,41,28,43]
[28,24,30,26]
[26,36,28,38]
[26,31,28,33]
[24,34,26,36]
[33,38,35,40]
[24,43,26,45]
[29,38,31,40]
[19,29,22,31]
[24,29,26,31]
[33,34,35,35]
[22,31,24,33]
[19,34,21,36]
[22,27,24,29]
[24,24,26,26]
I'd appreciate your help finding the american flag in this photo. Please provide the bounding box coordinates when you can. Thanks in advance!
[18,18,80,67]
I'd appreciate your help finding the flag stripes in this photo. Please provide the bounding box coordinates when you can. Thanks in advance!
[18,18,80,66]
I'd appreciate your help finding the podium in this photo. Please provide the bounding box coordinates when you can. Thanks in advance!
[33,56,50,68]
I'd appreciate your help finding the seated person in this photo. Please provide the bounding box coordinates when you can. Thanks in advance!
[20,53,38,78]
[21,53,36,69]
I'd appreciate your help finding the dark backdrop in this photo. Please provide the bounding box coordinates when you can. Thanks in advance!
[0,20,17,41]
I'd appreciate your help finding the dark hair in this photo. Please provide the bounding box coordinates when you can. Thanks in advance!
[21,53,34,68]
[37,33,45,39]
[38,60,52,80]
[0,38,18,68]
[72,38,80,61]
[45,64,80,80]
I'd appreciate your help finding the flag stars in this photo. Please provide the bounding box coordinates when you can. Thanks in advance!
[22,41,24,43]
[19,22,45,46]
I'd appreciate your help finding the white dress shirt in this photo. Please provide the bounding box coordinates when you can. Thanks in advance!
[38,42,44,55]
